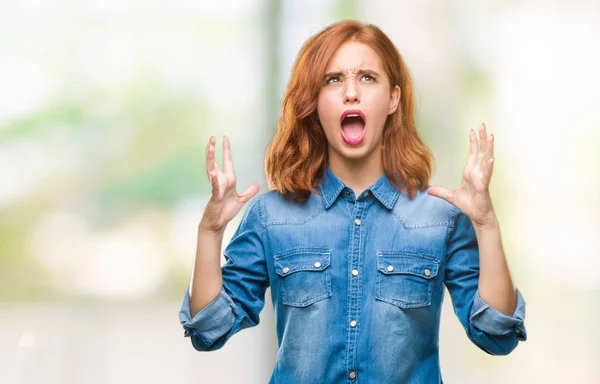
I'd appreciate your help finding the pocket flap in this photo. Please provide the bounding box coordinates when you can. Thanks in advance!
[377,253,439,279]
[274,249,331,277]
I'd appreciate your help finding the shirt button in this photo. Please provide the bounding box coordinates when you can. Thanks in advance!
[345,190,350,195]
[354,218,361,226]
[351,269,359,276]
[387,265,394,272]
[364,191,369,197]
[349,372,356,379]
[282,267,290,274]
[350,320,357,327]
[424,269,431,276]
[314,262,321,268]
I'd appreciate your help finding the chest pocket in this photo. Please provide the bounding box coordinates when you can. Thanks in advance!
[274,248,332,307]
[375,252,439,309]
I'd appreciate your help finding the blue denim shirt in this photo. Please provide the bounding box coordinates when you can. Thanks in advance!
[179,164,527,383]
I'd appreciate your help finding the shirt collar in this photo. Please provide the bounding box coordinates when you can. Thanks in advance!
[317,164,400,210]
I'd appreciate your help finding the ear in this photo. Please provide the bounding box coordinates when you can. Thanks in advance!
[388,85,401,115]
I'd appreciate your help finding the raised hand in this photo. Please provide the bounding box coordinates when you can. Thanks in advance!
[199,136,260,233]
[427,123,497,228]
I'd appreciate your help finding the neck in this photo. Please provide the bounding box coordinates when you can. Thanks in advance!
[328,149,383,196]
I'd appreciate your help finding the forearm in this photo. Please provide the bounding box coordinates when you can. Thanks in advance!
[473,213,517,316]
[189,223,225,318]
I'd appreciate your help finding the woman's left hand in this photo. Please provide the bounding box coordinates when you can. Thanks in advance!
[427,123,497,228]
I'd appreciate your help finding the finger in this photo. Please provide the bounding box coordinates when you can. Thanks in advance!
[478,123,487,154]
[207,139,222,177]
[427,186,454,204]
[206,136,216,179]
[480,132,494,171]
[236,183,260,204]
[210,172,220,196]
[486,133,494,160]
[483,157,495,186]
[205,136,215,158]
[223,135,234,174]
[477,146,486,170]
[466,129,478,169]
[469,129,478,157]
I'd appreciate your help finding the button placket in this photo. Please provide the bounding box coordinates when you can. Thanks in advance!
[346,200,364,381]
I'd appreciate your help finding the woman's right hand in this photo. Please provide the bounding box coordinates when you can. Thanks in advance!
[199,135,260,233]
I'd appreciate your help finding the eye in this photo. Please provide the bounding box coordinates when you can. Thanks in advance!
[325,75,341,84]
[361,74,375,82]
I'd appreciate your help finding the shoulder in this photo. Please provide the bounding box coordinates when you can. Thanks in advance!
[391,185,458,229]
[247,189,326,226]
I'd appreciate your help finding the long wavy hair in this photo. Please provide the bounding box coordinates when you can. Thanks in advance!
[265,20,433,202]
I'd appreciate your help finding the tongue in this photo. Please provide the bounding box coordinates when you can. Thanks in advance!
[341,117,365,139]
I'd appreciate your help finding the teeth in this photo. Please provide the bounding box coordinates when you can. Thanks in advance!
[346,114,360,117]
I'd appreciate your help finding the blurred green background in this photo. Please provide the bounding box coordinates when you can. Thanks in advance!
[1,0,598,383]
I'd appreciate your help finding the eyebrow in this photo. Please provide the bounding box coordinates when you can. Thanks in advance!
[323,68,380,78]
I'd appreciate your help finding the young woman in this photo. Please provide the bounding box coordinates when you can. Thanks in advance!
[179,20,527,383]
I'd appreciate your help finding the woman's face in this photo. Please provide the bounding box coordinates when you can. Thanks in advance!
[317,41,400,167]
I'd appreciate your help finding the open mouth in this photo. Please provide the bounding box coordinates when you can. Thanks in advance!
[340,109,366,145]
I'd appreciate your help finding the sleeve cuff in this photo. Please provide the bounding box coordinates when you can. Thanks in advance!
[179,287,238,345]
[470,288,527,341]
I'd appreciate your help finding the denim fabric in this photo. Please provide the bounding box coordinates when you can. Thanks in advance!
[179,164,527,383]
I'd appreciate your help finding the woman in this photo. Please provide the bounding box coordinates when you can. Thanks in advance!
[179,20,527,383]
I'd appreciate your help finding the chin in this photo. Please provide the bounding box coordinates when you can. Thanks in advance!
[337,143,371,160]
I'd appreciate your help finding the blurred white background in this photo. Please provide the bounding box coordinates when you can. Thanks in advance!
[1,0,598,383]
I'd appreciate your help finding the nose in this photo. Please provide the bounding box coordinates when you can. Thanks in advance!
[343,79,360,104]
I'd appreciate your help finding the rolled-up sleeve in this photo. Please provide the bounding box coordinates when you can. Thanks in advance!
[179,287,238,346]
[444,205,527,356]
[178,196,270,352]
[470,288,527,340]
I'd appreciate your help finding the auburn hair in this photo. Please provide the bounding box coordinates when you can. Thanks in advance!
[265,20,433,202]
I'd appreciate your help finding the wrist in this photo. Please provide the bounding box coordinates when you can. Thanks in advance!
[198,219,226,235]
[472,212,499,233]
